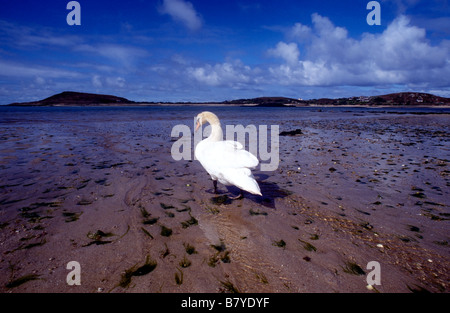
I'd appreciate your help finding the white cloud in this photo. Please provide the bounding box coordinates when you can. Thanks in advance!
[75,44,148,67]
[187,60,252,87]
[159,0,202,31]
[268,14,450,88]
[0,60,82,79]
[106,76,126,88]
[268,42,300,65]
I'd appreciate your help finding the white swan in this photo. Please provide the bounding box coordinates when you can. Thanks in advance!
[194,111,262,198]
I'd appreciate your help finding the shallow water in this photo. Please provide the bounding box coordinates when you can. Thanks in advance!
[0,106,449,292]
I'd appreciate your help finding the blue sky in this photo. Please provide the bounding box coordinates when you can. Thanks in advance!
[0,0,449,104]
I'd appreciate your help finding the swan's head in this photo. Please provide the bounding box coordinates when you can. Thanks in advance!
[195,111,219,132]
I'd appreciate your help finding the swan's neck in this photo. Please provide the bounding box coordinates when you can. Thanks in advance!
[205,115,223,142]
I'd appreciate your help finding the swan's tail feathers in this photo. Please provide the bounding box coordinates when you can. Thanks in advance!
[223,168,262,196]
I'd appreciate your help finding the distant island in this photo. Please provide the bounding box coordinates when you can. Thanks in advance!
[6,91,450,107]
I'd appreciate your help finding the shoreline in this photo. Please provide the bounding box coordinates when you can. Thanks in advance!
[4,103,450,109]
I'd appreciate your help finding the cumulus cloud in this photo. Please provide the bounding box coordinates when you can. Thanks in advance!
[187,60,253,87]
[269,14,450,88]
[159,0,202,31]
[268,42,300,65]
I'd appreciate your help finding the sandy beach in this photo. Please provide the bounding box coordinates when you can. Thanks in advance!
[0,106,448,293]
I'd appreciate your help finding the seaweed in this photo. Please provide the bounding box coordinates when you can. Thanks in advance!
[211,242,226,252]
[83,230,115,246]
[272,239,286,249]
[143,217,159,225]
[160,225,173,237]
[76,199,93,206]
[181,214,198,228]
[298,239,316,252]
[219,279,240,293]
[63,211,82,223]
[407,225,421,232]
[205,206,220,214]
[184,243,197,255]
[220,251,231,263]
[179,255,192,268]
[160,202,175,210]
[165,211,175,218]
[175,268,184,285]
[119,255,157,288]
[23,239,46,250]
[249,208,268,216]
[160,243,170,258]
[342,261,365,275]
[210,195,231,205]
[5,274,41,288]
[140,206,150,218]
[254,272,268,284]
[141,227,154,239]
[410,192,426,199]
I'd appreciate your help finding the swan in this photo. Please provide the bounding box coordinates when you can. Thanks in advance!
[194,111,262,199]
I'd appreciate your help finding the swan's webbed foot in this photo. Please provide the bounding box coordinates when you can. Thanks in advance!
[213,180,218,194]
[228,190,243,200]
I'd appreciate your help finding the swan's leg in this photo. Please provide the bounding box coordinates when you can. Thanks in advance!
[228,189,243,200]
[213,180,218,194]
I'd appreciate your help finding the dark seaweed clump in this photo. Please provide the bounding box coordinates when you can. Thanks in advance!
[342,261,365,275]
[6,274,40,289]
[119,255,157,288]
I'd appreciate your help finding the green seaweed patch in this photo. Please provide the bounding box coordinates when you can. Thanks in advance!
[5,274,41,289]
[119,255,157,288]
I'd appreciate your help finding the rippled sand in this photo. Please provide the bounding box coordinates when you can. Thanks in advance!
[0,107,448,292]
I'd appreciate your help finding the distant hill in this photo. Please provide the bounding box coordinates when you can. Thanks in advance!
[7,91,450,107]
[8,91,135,106]
[223,97,302,107]
[303,92,450,106]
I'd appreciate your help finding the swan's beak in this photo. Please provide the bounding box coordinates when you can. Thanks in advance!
[195,119,201,132]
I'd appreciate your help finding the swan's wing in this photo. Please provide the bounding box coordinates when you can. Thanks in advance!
[207,140,259,169]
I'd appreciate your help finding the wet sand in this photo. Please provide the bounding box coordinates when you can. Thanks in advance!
[0,107,449,293]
